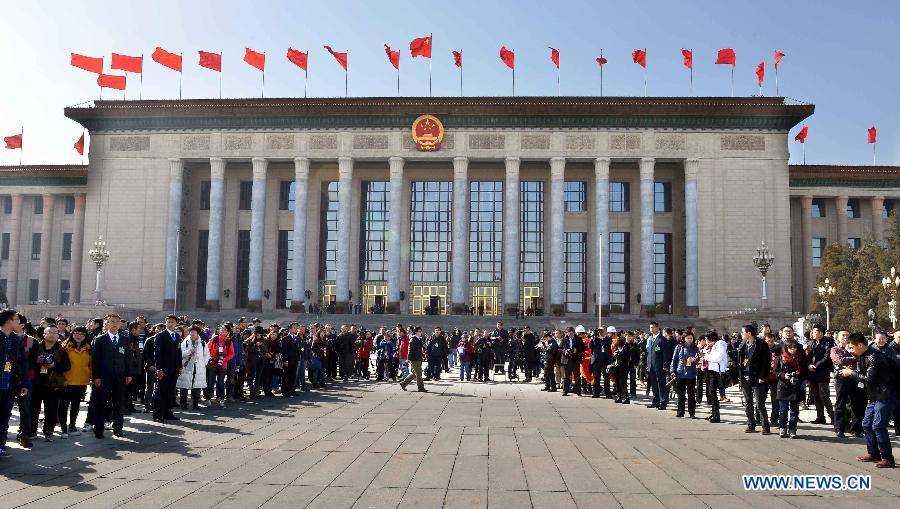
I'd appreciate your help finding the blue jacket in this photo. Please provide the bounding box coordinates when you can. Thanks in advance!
[0,330,30,391]
[670,343,700,379]
[647,334,674,372]
[377,335,396,360]
[230,336,243,368]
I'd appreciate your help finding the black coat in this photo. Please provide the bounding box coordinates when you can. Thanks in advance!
[773,354,806,401]
[647,334,674,372]
[91,332,132,383]
[737,339,771,386]
[590,336,612,366]
[153,329,182,382]
[523,333,538,362]
[407,335,425,362]
[808,338,835,383]
[281,335,299,364]
[844,347,895,402]
[544,340,560,368]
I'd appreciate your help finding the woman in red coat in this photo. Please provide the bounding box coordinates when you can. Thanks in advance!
[207,325,235,407]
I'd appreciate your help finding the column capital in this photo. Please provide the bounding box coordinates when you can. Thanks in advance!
[210,157,226,179]
[684,158,700,178]
[74,193,86,210]
[251,157,268,179]
[453,156,468,179]
[169,157,184,177]
[835,195,848,202]
[871,195,885,203]
[389,156,404,179]
[550,157,565,180]
[594,157,610,179]
[639,157,655,181]
[338,156,354,179]
[505,156,521,172]
[293,157,310,178]
[42,192,57,204]
[800,195,813,208]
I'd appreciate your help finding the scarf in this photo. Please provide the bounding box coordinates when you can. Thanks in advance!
[782,349,802,371]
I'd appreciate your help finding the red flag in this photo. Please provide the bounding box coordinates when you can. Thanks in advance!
[794,125,808,143]
[499,46,515,69]
[756,62,765,87]
[152,47,182,72]
[74,133,85,155]
[715,48,736,67]
[596,56,607,66]
[549,47,560,69]
[111,53,142,73]
[410,36,432,58]
[452,50,462,68]
[198,51,222,72]
[324,45,347,70]
[287,48,308,71]
[243,48,265,71]
[774,50,785,70]
[70,53,103,74]
[97,74,126,90]
[3,133,22,150]
[681,49,693,69]
[868,126,877,144]
[384,44,400,70]
[631,49,646,68]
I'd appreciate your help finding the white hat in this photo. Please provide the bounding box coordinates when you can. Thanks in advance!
[575,325,586,333]
[606,326,617,334]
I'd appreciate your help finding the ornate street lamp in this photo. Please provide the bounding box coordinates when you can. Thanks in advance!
[818,278,836,330]
[88,235,110,305]
[882,266,900,330]
[752,241,774,309]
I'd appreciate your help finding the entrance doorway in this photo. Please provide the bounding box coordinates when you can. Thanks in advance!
[361,282,387,314]
[521,286,543,316]
[411,285,448,315]
[471,286,499,316]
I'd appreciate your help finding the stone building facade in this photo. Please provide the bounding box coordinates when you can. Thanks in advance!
[0,96,897,318]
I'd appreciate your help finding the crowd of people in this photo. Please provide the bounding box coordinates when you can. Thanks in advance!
[0,310,898,468]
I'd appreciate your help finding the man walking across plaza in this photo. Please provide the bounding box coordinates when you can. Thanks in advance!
[841,333,895,468]
[152,315,181,423]
[89,314,132,438]
[646,322,673,409]
[399,327,427,392]
[738,324,772,434]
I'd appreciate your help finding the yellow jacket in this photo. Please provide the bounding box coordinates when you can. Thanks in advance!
[63,340,92,386]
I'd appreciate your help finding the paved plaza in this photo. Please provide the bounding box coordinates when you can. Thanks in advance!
[2,375,899,508]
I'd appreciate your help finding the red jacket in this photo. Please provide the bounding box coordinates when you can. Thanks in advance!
[208,334,235,367]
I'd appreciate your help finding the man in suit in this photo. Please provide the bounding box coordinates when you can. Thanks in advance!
[646,321,674,410]
[591,327,614,398]
[280,323,299,397]
[152,315,182,423]
[541,332,560,392]
[89,314,132,438]
[399,327,427,392]
[562,326,585,396]
[737,323,772,433]
[807,323,835,425]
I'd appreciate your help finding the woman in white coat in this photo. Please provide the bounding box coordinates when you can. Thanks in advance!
[177,325,210,410]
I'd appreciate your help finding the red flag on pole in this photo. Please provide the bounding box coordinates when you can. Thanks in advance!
[681,49,693,69]
[715,48,736,67]
[774,50,785,70]
[549,47,560,68]
[243,48,265,71]
[287,48,308,70]
[70,53,103,74]
[97,74,126,90]
[499,46,515,69]
[74,133,85,155]
[111,53,142,73]
[631,49,647,68]
[384,44,400,69]
[452,50,462,68]
[794,125,808,143]
[4,133,22,150]
[868,126,877,144]
[756,62,765,87]
[410,36,432,58]
[199,51,222,71]
[596,56,607,66]
[152,47,182,72]
[324,45,348,70]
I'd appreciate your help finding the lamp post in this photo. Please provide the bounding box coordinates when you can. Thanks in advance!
[88,235,110,305]
[752,241,774,309]
[817,277,836,330]
[882,266,900,330]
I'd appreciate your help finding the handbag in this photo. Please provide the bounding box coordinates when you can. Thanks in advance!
[309,354,322,370]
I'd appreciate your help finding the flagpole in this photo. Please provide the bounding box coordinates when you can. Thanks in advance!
[140,53,144,100]
[428,33,433,97]
[775,68,779,96]
[397,67,400,96]
[19,127,23,166]
[179,53,183,100]
[557,65,560,96]
[262,60,266,99]
[83,128,87,165]
[459,58,463,97]
[644,48,647,96]
[730,67,734,97]
[219,51,223,99]
[802,143,806,165]
[600,48,604,97]
[305,66,308,98]
[873,142,876,165]
[345,50,349,97]
[689,48,693,96]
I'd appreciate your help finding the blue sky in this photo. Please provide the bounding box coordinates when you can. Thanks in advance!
[1,0,897,165]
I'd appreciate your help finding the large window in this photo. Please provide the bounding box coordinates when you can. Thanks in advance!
[409,181,452,282]
[31,233,41,260]
[654,233,672,310]
[848,238,862,250]
[64,196,75,215]
[609,182,630,212]
[196,230,208,308]
[1,233,8,260]
[319,182,339,282]
[360,182,389,282]
[238,181,252,210]
[608,232,630,313]
[564,232,586,313]
[59,280,70,305]
[846,199,860,219]
[564,181,586,212]
[235,230,250,307]
[2,197,10,214]
[654,182,671,212]
[28,279,38,304]
[885,200,896,220]
[277,230,294,309]
[469,181,503,283]
[520,182,544,285]
[279,181,296,211]
[61,233,72,261]
[811,237,826,267]
[199,181,211,210]
[33,196,43,215]
[811,198,826,218]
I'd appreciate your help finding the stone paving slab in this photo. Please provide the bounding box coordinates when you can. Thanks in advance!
[2,374,899,508]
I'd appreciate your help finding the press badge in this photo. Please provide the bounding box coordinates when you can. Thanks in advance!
[743,358,749,366]
[3,361,11,372]
[654,346,661,352]
[40,365,48,374]
[858,382,865,389]
[118,347,125,355]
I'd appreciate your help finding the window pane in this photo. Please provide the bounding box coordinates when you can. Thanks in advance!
[410,181,452,283]
[564,181,586,212]
[609,182,629,212]
[319,182,339,282]
[469,181,502,283]
[564,232,586,313]
[360,181,389,281]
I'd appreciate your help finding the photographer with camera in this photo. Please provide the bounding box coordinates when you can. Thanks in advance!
[774,338,806,438]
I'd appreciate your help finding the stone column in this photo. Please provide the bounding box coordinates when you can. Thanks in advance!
[549,157,565,316]
[450,156,469,314]
[835,195,848,248]
[163,158,184,311]
[871,196,885,245]
[639,157,656,316]
[684,159,700,316]
[503,157,521,316]
[800,196,813,312]
[290,157,310,311]
[334,156,353,313]
[247,157,268,311]
[386,157,404,313]
[5,194,23,305]
[37,194,56,302]
[594,157,610,314]
[205,157,226,311]
[70,194,86,304]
